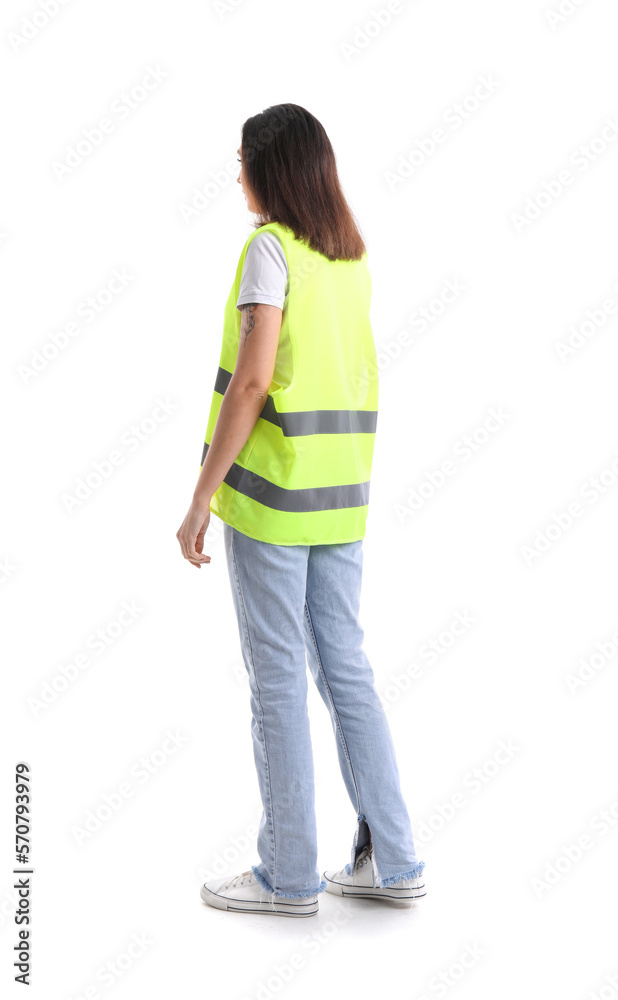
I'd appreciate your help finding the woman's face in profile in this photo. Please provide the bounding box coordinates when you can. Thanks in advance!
[237,145,261,214]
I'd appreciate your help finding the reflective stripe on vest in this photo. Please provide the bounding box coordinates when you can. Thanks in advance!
[201,439,370,512]
[211,365,378,436]
[200,221,379,546]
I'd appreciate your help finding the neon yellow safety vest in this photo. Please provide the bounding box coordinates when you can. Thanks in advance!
[200,221,379,546]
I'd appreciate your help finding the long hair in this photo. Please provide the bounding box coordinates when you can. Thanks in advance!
[240,104,366,262]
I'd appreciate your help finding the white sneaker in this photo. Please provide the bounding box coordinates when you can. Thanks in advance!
[323,848,426,904]
[200,870,319,917]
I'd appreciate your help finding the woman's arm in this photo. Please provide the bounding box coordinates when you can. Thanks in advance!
[176,302,282,567]
[193,302,282,504]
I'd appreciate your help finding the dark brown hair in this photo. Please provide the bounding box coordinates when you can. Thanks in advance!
[240,104,366,262]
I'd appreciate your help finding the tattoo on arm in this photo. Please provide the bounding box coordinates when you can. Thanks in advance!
[241,303,257,346]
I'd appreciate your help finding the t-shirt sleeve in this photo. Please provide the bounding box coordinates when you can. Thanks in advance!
[237,231,288,311]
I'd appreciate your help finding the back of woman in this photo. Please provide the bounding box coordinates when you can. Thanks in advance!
[202,215,379,545]
[177,103,426,917]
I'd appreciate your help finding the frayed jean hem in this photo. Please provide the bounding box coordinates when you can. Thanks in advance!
[344,858,426,884]
[251,865,327,898]
[379,860,426,886]
[347,810,425,885]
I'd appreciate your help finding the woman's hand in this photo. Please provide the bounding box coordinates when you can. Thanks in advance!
[176,497,212,568]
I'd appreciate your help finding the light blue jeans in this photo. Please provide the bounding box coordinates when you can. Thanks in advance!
[223,521,425,899]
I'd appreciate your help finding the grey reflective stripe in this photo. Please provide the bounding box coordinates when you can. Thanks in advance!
[214,366,377,436]
[214,366,232,395]
[200,443,370,512]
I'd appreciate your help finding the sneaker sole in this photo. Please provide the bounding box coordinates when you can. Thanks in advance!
[200,885,318,916]
[323,877,426,902]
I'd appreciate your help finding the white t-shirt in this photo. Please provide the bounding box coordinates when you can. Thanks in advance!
[237,231,289,311]
[236,231,292,389]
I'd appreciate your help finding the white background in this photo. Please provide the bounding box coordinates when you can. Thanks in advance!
[2,0,618,997]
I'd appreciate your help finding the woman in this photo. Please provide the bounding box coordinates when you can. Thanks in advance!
[176,104,425,917]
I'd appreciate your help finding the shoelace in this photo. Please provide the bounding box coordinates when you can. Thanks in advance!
[220,870,279,907]
[221,870,254,891]
[335,855,370,878]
